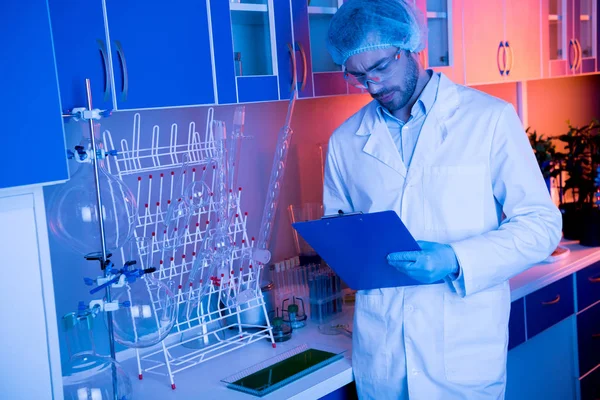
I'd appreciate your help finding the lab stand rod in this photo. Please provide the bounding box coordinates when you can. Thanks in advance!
[84,79,119,400]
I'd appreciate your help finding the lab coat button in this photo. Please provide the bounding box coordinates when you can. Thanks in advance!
[412,369,420,375]
[406,305,414,312]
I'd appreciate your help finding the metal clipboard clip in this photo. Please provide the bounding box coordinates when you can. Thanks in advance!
[321,210,364,219]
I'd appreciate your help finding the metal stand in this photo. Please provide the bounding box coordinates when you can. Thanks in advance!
[62,78,119,400]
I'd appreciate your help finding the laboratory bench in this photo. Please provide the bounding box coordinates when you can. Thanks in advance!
[119,240,600,400]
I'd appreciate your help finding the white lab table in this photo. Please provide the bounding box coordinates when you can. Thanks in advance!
[121,240,600,400]
[121,315,355,400]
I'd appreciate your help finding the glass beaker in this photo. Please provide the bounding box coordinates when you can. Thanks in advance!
[62,310,132,400]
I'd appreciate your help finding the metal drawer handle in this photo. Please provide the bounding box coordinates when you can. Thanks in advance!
[589,275,600,283]
[541,295,561,305]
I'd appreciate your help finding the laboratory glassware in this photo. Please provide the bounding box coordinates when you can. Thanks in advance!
[111,237,178,348]
[47,136,137,257]
[100,108,274,388]
[62,309,132,400]
[256,90,297,251]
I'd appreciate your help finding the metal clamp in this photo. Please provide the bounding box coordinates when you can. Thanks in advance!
[62,107,112,122]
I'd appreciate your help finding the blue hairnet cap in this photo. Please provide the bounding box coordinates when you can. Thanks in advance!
[327,0,427,66]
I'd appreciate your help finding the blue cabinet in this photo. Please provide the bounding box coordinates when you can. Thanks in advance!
[577,302,600,377]
[508,298,526,350]
[580,364,600,400]
[0,0,69,189]
[210,0,280,104]
[577,260,600,311]
[290,0,316,98]
[49,0,112,112]
[525,275,574,339]
[105,0,215,109]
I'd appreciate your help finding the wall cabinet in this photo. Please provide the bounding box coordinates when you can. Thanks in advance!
[104,0,215,109]
[0,0,69,189]
[415,0,465,84]
[462,0,506,84]
[462,0,542,85]
[43,0,600,108]
[50,0,215,111]
[49,1,112,112]
[544,0,597,77]
[210,0,281,104]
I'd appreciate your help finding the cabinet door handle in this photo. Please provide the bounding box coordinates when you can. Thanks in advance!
[592,333,600,339]
[114,40,129,101]
[287,43,298,93]
[296,41,308,91]
[574,38,582,70]
[497,41,506,76]
[541,295,561,305]
[96,39,110,101]
[588,275,600,283]
[505,41,514,76]
[568,39,574,70]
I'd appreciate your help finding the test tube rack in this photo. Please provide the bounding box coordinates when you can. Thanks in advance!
[102,108,274,389]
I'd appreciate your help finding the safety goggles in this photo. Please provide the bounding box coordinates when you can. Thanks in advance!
[343,49,402,89]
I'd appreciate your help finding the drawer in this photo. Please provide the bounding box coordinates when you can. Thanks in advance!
[508,298,526,350]
[526,275,574,339]
[578,303,600,376]
[577,261,600,311]
[580,366,600,400]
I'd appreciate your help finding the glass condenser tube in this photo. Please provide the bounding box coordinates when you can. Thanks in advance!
[256,90,297,251]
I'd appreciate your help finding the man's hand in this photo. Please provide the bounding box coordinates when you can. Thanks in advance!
[386,241,459,284]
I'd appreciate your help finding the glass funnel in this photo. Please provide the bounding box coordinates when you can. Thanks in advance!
[62,310,132,400]
[47,141,137,257]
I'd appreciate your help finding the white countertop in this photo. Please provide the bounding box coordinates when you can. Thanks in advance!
[122,241,600,399]
[122,320,354,400]
[508,241,600,301]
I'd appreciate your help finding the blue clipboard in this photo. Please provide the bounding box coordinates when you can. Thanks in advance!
[292,210,431,290]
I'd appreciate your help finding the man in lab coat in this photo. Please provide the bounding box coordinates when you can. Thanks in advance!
[323,0,562,399]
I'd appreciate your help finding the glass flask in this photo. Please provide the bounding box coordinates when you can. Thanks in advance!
[62,310,133,400]
[111,238,178,348]
[112,277,177,348]
[47,140,137,257]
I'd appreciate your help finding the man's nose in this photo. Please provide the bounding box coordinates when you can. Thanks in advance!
[366,80,383,94]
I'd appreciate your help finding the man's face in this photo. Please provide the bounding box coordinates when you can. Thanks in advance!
[345,47,420,112]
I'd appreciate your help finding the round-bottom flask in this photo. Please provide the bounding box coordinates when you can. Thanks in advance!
[111,277,177,348]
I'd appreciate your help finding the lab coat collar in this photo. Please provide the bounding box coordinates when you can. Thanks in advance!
[355,72,458,137]
[408,72,459,169]
[356,72,459,175]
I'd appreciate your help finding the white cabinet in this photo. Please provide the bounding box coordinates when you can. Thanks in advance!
[416,0,466,84]
[0,188,63,399]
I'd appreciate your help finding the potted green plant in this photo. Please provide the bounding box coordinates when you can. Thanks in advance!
[554,119,600,245]
[527,127,561,192]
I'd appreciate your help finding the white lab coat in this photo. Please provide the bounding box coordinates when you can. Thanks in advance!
[323,73,562,400]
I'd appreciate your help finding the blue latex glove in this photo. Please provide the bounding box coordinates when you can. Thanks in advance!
[386,241,459,284]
